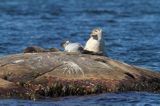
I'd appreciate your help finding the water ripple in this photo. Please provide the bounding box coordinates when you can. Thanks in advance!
[0,0,160,105]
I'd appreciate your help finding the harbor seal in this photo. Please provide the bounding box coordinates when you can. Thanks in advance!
[61,41,84,53]
[84,28,106,55]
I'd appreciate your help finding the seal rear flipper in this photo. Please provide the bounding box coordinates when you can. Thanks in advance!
[82,50,105,56]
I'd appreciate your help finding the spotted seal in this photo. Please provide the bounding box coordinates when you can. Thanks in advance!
[84,28,106,55]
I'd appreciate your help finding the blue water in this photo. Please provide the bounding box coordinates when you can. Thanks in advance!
[0,0,160,105]
[0,92,159,106]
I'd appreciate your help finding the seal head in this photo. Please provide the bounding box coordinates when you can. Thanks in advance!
[61,40,84,53]
[90,28,102,40]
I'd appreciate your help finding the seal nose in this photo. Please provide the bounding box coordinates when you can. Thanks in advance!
[92,34,97,37]
[91,34,98,40]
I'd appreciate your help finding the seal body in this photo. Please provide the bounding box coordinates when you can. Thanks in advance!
[84,28,106,54]
[61,41,83,53]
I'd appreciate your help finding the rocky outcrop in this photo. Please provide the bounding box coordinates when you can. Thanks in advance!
[0,52,159,100]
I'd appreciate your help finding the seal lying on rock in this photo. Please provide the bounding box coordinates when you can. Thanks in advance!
[61,40,84,53]
[84,28,106,55]
[23,28,106,56]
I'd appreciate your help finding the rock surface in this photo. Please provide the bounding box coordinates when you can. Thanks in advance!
[0,52,160,99]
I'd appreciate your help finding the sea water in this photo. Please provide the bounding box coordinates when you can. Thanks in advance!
[0,0,160,105]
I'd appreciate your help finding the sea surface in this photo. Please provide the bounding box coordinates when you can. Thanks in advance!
[0,0,160,106]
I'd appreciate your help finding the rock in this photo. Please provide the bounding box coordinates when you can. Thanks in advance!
[23,46,59,53]
[0,52,159,100]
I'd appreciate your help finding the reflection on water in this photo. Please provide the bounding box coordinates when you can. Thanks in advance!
[0,0,160,105]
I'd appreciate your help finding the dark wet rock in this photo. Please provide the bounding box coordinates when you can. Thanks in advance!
[23,46,59,53]
[23,46,47,53]
[0,52,159,100]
